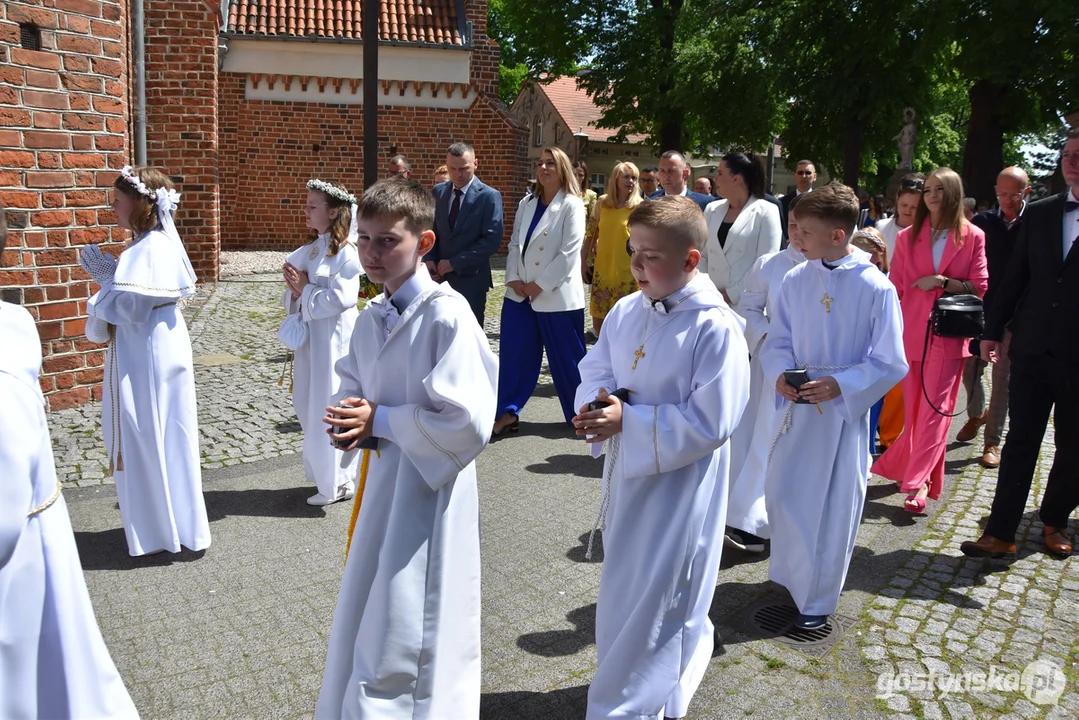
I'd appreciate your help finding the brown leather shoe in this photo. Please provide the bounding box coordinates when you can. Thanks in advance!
[956,412,987,442]
[981,446,1001,468]
[1042,526,1073,558]
[959,534,1017,559]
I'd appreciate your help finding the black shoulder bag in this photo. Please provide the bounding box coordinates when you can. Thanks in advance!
[920,281,983,417]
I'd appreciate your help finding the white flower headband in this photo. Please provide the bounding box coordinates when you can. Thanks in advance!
[307,178,357,205]
[121,165,181,214]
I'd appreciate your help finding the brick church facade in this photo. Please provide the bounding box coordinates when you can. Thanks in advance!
[1,0,527,409]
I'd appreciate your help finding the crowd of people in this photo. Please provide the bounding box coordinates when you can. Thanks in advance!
[3,128,1078,719]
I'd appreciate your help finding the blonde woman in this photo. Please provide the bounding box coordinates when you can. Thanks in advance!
[493,148,586,435]
[581,162,643,336]
[872,168,988,514]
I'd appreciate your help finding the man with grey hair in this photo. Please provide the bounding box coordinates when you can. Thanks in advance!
[426,142,504,324]
[387,155,412,179]
[955,166,1031,469]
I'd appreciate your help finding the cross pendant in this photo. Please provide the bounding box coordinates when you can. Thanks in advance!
[632,345,645,370]
[821,292,834,314]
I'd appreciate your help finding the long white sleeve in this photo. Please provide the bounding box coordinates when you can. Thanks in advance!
[299,244,361,322]
[0,376,36,568]
[88,288,172,325]
[738,256,770,352]
[536,197,585,293]
[574,322,618,459]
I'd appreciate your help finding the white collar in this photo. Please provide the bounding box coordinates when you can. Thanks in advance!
[452,176,477,196]
[385,264,433,313]
[795,187,811,197]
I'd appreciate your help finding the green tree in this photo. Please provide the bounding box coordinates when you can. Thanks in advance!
[488,0,531,105]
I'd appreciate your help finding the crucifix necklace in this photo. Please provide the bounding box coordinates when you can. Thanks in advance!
[818,264,836,314]
[631,292,700,370]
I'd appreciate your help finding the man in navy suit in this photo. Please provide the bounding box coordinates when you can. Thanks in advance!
[648,151,714,211]
[779,159,816,247]
[426,142,504,325]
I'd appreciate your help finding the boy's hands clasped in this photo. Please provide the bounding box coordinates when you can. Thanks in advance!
[323,397,377,451]
[572,388,624,443]
[776,375,842,403]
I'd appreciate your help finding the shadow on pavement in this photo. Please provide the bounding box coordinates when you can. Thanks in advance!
[527,454,603,479]
[203,486,329,521]
[516,603,596,657]
[481,684,588,718]
[74,529,207,571]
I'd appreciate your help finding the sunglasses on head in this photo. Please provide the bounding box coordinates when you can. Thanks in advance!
[901,179,924,191]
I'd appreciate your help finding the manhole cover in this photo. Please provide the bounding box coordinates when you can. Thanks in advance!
[730,595,855,658]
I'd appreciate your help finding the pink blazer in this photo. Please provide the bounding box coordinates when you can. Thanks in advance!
[889,221,988,361]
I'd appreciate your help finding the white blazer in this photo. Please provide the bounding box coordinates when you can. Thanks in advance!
[700,195,782,307]
[505,189,586,312]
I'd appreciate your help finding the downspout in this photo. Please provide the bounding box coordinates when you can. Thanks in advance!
[133,0,146,165]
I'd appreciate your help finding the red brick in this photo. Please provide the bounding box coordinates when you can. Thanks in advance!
[63,55,90,73]
[101,40,122,59]
[38,152,62,169]
[92,96,123,115]
[0,107,31,126]
[38,374,55,393]
[0,66,21,85]
[105,116,125,133]
[101,3,122,22]
[24,131,70,149]
[42,192,64,208]
[91,57,123,77]
[0,21,18,44]
[62,113,105,132]
[0,269,34,285]
[104,79,124,97]
[56,34,102,55]
[54,372,75,390]
[55,0,103,18]
[38,301,80,321]
[33,111,62,129]
[65,189,107,206]
[94,134,123,151]
[31,211,74,228]
[37,321,63,341]
[45,285,69,301]
[25,69,61,89]
[23,287,45,303]
[0,86,19,106]
[48,387,91,410]
[75,367,104,384]
[0,191,39,208]
[62,151,107,168]
[0,170,19,186]
[23,90,69,111]
[10,49,62,71]
[65,15,91,33]
[68,94,91,111]
[61,74,104,93]
[71,135,93,150]
[74,209,96,225]
[5,6,59,29]
[36,267,60,284]
[26,171,74,188]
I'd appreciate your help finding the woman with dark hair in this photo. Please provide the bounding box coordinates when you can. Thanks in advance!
[700,152,782,309]
[872,167,988,514]
[575,161,599,284]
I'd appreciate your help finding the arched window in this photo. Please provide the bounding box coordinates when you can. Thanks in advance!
[534,115,543,147]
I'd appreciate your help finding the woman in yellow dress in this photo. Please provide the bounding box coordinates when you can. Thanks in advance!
[580,161,642,336]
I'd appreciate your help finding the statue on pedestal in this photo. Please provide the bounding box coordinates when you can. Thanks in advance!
[893,107,917,170]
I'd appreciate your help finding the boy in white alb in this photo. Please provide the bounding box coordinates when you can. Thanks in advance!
[0,206,138,719]
[760,184,907,630]
[315,179,497,719]
[573,196,751,720]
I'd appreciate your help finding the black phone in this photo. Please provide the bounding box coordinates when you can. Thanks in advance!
[783,369,813,404]
[588,387,631,412]
[332,404,380,450]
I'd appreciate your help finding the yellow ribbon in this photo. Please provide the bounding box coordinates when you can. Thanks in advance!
[345,449,374,561]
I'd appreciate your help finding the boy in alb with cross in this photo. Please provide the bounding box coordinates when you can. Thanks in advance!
[573,195,751,719]
[760,183,907,630]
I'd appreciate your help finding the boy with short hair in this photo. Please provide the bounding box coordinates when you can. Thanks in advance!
[761,183,907,630]
[316,179,498,719]
[573,195,751,719]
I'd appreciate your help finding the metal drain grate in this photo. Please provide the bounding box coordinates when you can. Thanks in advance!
[730,595,855,658]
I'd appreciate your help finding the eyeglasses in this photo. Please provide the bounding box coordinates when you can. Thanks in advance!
[994,190,1027,200]
[387,170,409,177]
[795,170,814,177]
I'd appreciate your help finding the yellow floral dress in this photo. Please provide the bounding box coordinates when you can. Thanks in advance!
[589,203,638,319]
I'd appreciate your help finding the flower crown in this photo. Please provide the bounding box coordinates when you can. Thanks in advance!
[307,178,357,205]
[121,165,156,199]
[121,165,181,214]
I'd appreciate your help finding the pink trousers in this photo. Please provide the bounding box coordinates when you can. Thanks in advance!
[871,344,964,500]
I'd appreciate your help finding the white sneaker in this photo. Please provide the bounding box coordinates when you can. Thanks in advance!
[307,489,356,506]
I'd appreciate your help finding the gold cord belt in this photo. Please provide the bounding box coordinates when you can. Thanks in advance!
[27,483,62,517]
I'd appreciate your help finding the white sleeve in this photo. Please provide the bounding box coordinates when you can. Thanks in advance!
[738,257,770,353]
[505,198,526,284]
[574,313,618,459]
[619,313,751,478]
[759,281,798,412]
[299,246,361,322]
[88,288,171,325]
[0,377,41,568]
[536,198,585,293]
[379,305,498,490]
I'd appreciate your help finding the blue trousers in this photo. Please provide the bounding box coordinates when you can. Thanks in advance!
[869,397,884,453]
[497,298,586,424]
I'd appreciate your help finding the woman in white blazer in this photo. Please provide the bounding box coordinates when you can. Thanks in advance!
[493,147,587,436]
[700,153,782,308]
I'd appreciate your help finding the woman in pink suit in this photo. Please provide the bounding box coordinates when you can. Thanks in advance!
[872,168,988,514]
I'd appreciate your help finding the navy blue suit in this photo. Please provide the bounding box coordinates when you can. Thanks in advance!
[648,187,714,211]
[427,178,504,324]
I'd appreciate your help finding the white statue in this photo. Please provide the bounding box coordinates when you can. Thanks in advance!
[893,107,917,170]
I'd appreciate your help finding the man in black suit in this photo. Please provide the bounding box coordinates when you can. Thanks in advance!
[779,159,816,247]
[426,142,504,325]
[961,129,1079,560]
[649,151,714,210]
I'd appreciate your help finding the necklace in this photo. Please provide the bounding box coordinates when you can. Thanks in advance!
[631,290,702,369]
[818,262,836,314]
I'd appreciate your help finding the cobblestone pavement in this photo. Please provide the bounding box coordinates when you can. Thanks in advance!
[55,254,1077,719]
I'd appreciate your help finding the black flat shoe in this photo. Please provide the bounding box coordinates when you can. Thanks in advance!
[491,416,520,439]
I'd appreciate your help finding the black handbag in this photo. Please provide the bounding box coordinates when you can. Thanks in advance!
[920,283,983,418]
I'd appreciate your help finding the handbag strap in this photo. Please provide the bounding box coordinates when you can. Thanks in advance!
[920,313,975,418]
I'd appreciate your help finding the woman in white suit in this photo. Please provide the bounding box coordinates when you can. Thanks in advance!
[700,153,783,309]
[493,147,587,436]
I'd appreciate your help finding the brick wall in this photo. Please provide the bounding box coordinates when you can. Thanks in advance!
[143,0,220,282]
[219,74,528,252]
[0,0,128,410]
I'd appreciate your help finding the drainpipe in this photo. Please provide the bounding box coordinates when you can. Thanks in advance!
[133,0,146,165]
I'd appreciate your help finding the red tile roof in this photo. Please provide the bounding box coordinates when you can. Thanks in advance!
[225,0,464,46]
[537,76,649,144]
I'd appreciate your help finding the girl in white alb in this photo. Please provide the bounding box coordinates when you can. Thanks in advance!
[281,180,362,506]
[83,165,211,556]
